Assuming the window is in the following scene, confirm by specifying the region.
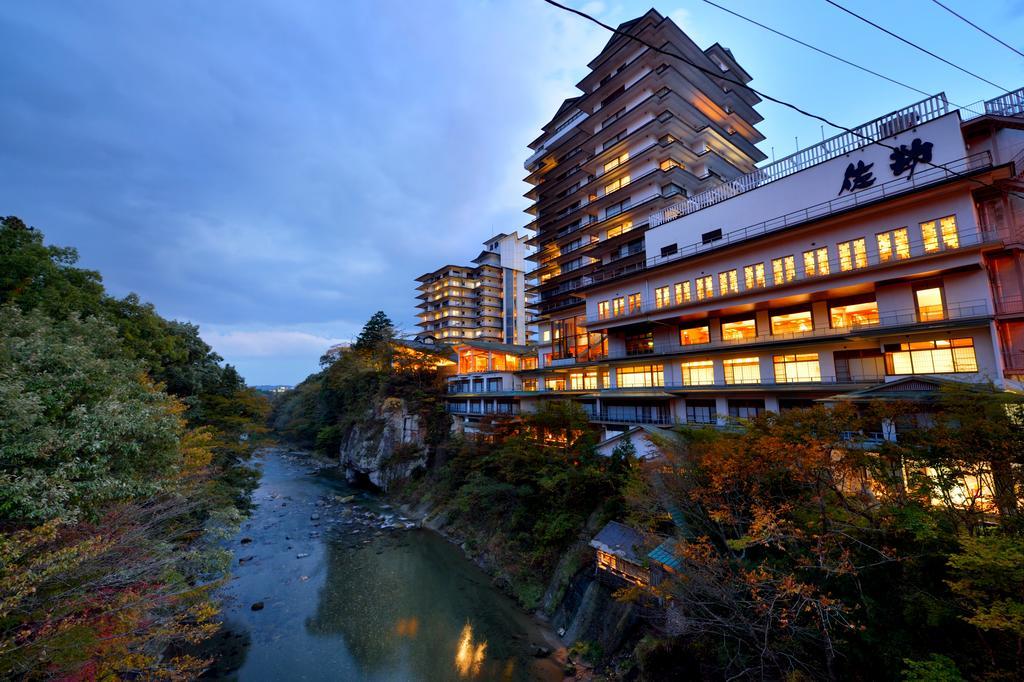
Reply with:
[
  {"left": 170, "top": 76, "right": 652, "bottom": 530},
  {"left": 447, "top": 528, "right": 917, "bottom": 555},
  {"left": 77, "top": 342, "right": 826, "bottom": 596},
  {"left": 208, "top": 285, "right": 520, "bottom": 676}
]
[
  {"left": 604, "top": 175, "right": 631, "bottom": 194},
  {"left": 718, "top": 269, "right": 739, "bottom": 294},
  {"left": 744, "top": 263, "right": 766, "bottom": 289},
  {"left": 884, "top": 338, "right": 977, "bottom": 375},
  {"left": 876, "top": 228, "right": 910, "bottom": 262},
  {"left": 523, "top": 379, "right": 538, "bottom": 392},
  {"left": 830, "top": 299, "right": 879, "bottom": 328},
  {"left": 773, "top": 353, "right": 821, "bottom": 383},
  {"left": 696, "top": 275, "right": 714, "bottom": 300},
  {"left": 721, "top": 318, "right": 756, "bottom": 341},
  {"left": 655, "top": 286, "right": 671, "bottom": 308},
  {"left": 686, "top": 399, "right": 717, "bottom": 424},
  {"left": 660, "top": 158, "right": 682, "bottom": 171},
  {"left": 625, "top": 332, "right": 654, "bottom": 356},
  {"left": 915, "top": 285, "right": 945, "bottom": 321},
  {"left": 680, "top": 360, "right": 714, "bottom": 385},
  {"left": 803, "top": 247, "right": 830, "bottom": 276},
  {"left": 606, "top": 221, "right": 634, "bottom": 239},
  {"left": 612, "top": 297, "right": 625, "bottom": 316},
  {"left": 616, "top": 364, "right": 664, "bottom": 388},
  {"left": 770, "top": 310, "right": 813, "bottom": 335},
  {"left": 680, "top": 324, "right": 710, "bottom": 345},
  {"left": 544, "top": 377, "right": 566, "bottom": 391},
  {"left": 605, "top": 197, "right": 632, "bottom": 219},
  {"left": 627, "top": 292, "right": 642, "bottom": 313},
  {"left": 837, "top": 238, "right": 868, "bottom": 271},
  {"left": 728, "top": 399, "right": 765, "bottom": 419},
  {"left": 674, "top": 281, "right": 691, "bottom": 304},
  {"left": 597, "top": 301, "right": 610, "bottom": 320},
  {"left": 723, "top": 357, "right": 761, "bottom": 384},
  {"left": 921, "top": 215, "right": 959, "bottom": 253},
  {"left": 660, "top": 244, "right": 677, "bottom": 258},
  {"left": 772, "top": 255, "right": 796, "bottom": 285},
  {"left": 569, "top": 370, "right": 599, "bottom": 390}
]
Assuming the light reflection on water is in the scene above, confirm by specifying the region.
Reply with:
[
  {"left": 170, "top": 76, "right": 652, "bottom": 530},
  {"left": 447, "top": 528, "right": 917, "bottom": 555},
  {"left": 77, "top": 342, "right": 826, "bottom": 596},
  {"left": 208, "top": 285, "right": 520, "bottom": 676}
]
[
  {"left": 454, "top": 623, "right": 487, "bottom": 678},
  {"left": 205, "top": 451, "right": 562, "bottom": 682}
]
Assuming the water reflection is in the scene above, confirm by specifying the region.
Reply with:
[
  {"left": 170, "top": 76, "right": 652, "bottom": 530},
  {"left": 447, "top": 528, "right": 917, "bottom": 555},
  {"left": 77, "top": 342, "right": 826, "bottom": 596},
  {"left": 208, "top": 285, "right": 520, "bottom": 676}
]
[{"left": 454, "top": 623, "right": 487, "bottom": 678}]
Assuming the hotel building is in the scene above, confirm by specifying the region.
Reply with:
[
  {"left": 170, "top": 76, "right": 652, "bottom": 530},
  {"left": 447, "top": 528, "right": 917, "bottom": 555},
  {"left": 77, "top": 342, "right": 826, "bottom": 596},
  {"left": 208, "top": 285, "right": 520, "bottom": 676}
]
[
  {"left": 416, "top": 232, "right": 533, "bottom": 344},
  {"left": 524, "top": 9, "right": 766, "bottom": 361},
  {"left": 444, "top": 11, "right": 1024, "bottom": 436}
]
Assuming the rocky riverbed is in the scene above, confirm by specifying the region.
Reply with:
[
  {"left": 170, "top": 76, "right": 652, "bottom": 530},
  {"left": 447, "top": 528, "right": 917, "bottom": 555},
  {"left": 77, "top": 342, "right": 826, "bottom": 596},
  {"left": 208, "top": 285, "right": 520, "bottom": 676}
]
[{"left": 202, "top": 446, "right": 566, "bottom": 681}]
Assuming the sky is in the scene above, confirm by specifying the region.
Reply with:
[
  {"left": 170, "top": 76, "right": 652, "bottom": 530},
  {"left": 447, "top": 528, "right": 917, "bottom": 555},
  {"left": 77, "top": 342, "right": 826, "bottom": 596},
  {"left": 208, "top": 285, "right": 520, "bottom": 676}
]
[{"left": 2, "top": 0, "right": 1022, "bottom": 385}]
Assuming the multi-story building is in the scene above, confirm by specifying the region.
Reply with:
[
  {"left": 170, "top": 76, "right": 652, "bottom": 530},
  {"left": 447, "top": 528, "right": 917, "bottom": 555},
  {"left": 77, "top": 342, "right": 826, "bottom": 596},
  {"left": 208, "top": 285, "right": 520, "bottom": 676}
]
[
  {"left": 524, "top": 9, "right": 766, "bottom": 365},
  {"left": 447, "top": 54, "right": 1024, "bottom": 436},
  {"left": 416, "top": 232, "right": 533, "bottom": 344}
]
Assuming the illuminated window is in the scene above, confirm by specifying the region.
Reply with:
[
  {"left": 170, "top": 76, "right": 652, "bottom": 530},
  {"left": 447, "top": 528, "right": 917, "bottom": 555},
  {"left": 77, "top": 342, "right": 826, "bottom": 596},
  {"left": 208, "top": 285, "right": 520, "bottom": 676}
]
[
  {"left": 718, "top": 269, "right": 738, "bottom": 295},
  {"left": 837, "top": 238, "right": 868, "bottom": 271},
  {"left": 773, "top": 353, "right": 821, "bottom": 383},
  {"left": 680, "top": 324, "right": 710, "bottom": 345},
  {"left": 680, "top": 360, "right": 715, "bottom": 385},
  {"left": 674, "top": 281, "right": 691, "bottom": 304},
  {"left": 803, "top": 247, "right": 830, "bottom": 276},
  {"left": 721, "top": 318, "right": 756, "bottom": 341},
  {"left": 659, "top": 158, "right": 682, "bottom": 171},
  {"left": 770, "top": 310, "right": 813, "bottom": 335},
  {"left": 523, "top": 379, "right": 538, "bottom": 391},
  {"left": 655, "top": 286, "right": 671, "bottom": 308},
  {"left": 597, "top": 301, "right": 610, "bottom": 320},
  {"left": 625, "top": 332, "right": 654, "bottom": 356},
  {"left": 830, "top": 299, "right": 879, "bottom": 328},
  {"left": 723, "top": 357, "right": 761, "bottom": 384},
  {"left": 915, "top": 285, "right": 945, "bottom": 321},
  {"left": 696, "top": 275, "right": 714, "bottom": 300},
  {"left": 604, "top": 175, "right": 631, "bottom": 194},
  {"left": 612, "top": 297, "right": 625, "bottom": 316},
  {"left": 921, "top": 216, "right": 959, "bottom": 253},
  {"left": 606, "top": 221, "right": 633, "bottom": 239},
  {"left": 545, "top": 377, "right": 566, "bottom": 391},
  {"left": 627, "top": 292, "right": 642, "bottom": 313},
  {"left": 603, "top": 152, "right": 629, "bottom": 173},
  {"left": 569, "top": 370, "right": 599, "bottom": 390},
  {"left": 744, "top": 262, "right": 766, "bottom": 289},
  {"left": 616, "top": 364, "right": 664, "bottom": 388},
  {"left": 876, "top": 228, "right": 910, "bottom": 262},
  {"left": 772, "top": 255, "right": 796, "bottom": 285},
  {"left": 884, "top": 338, "right": 977, "bottom": 375}
]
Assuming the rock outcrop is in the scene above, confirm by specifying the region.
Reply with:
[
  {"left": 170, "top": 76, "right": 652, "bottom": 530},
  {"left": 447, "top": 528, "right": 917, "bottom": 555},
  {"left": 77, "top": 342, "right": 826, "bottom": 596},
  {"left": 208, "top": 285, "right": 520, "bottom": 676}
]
[{"left": 338, "top": 396, "right": 428, "bottom": 491}]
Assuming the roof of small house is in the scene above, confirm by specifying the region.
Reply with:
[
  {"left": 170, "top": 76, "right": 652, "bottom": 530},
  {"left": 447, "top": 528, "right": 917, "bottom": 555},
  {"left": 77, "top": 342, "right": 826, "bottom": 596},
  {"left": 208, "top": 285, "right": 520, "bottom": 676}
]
[
  {"left": 590, "top": 521, "right": 645, "bottom": 563},
  {"left": 647, "top": 539, "right": 682, "bottom": 572}
]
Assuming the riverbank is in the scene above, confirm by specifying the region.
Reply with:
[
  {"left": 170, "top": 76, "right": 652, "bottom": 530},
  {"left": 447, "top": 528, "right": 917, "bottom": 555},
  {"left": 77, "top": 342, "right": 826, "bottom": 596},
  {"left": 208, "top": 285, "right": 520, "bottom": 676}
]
[{"left": 205, "top": 446, "right": 569, "bottom": 681}]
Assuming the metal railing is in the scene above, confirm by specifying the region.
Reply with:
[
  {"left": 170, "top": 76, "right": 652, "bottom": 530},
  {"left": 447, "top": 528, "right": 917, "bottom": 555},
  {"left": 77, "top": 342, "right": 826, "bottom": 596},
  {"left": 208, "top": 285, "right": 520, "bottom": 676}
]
[
  {"left": 997, "top": 296, "right": 1024, "bottom": 316},
  {"left": 584, "top": 219, "right": 995, "bottom": 326},
  {"left": 606, "top": 299, "right": 991, "bottom": 359},
  {"left": 447, "top": 403, "right": 521, "bottom": 416},
  {"left": 650, "top": 94, "right": 952, "bottom": 226}
]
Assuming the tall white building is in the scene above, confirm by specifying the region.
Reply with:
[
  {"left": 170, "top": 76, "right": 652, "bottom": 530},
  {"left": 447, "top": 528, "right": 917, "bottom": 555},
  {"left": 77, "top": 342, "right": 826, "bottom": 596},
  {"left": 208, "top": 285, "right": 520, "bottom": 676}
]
[{"left": 416, "top": 232, "right": 534, "bottom": 344}]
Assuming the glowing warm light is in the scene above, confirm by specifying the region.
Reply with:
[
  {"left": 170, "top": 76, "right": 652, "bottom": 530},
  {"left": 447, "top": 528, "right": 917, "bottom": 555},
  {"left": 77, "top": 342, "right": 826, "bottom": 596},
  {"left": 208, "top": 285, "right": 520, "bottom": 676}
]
[
  {"left": 454, "top": 623, "right": 487, "bottom": 678},
  {"left": 394, "top": 617, "right": 420, "bottom": 638}
]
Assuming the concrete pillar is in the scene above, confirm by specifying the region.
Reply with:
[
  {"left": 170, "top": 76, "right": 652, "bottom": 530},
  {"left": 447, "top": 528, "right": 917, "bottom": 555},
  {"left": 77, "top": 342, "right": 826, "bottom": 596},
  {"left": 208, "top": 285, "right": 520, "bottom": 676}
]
[{"left": 715, "top": 396, "right": 729, "bottom": 425}]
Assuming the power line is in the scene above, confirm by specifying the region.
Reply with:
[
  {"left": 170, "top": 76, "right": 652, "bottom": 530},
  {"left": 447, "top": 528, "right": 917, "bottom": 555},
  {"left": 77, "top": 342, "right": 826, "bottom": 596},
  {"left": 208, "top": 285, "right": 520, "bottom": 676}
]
[
  {"left": 823, "top": 0, "right": 1009, "bottom": 92},
  {"left": 698, "top": 0, "right": 970, "bottom": 109},
  {"left": 927, "top": 0, "right": 1024, "bottom": 60},
  {"left": 539, "top": 0, "right": 1022, "bottom": 200}
]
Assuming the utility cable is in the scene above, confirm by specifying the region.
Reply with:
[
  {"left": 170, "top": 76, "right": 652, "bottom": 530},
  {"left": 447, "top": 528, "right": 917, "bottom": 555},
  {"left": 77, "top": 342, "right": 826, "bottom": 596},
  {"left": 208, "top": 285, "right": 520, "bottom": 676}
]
[
  {"left": 540, "top": 0, "right": 1023, "bottom": 199},
  {"left": 824, "top": 0, "right": 1009, "bottom": 91},
  {"left": 698, "top": 0, "right": 971, "bottom": 110},
  {"left": 927, "top": 0, "right": 1024, "bottom": 60}
]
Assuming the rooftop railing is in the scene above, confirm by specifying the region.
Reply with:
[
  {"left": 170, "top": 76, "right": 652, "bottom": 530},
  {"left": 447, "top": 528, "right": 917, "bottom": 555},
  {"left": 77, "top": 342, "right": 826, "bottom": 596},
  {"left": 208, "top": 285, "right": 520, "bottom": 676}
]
[{"left": 650, "top": 94, "right": 952, "bottom": 226}]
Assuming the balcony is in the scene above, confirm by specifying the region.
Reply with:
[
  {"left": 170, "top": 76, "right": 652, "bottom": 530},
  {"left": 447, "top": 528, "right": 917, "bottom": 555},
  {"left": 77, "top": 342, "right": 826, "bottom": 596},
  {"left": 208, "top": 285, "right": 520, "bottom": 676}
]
[
  {"left": 446, "top": 403, "right": 521, "bottom": 416},
  {"left": 586, "top": 223, "right": 995, "bottom": 327},
  {"left": 604, "top": 300, "right": 991, "bottom": 361}
]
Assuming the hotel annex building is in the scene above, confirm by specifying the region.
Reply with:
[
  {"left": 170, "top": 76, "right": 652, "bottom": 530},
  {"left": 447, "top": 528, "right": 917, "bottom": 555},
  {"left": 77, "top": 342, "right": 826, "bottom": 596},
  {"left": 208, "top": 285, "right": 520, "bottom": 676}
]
[{"left": 440, "top": 9, "right": 1024, "bottom": 436}]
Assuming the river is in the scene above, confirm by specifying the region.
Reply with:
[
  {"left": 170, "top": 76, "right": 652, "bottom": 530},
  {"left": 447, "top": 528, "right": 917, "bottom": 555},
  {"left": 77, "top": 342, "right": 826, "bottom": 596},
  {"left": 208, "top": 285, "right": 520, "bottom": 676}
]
[{"left": 202, "top": 447, "right": 565, "bottom": 681}]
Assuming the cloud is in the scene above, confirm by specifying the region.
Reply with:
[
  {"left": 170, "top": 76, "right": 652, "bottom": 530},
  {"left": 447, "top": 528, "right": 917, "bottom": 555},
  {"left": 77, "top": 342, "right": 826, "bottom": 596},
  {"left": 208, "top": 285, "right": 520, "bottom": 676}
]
[{"left": 200, "top": 329, "right": 346, "bottom": 358}]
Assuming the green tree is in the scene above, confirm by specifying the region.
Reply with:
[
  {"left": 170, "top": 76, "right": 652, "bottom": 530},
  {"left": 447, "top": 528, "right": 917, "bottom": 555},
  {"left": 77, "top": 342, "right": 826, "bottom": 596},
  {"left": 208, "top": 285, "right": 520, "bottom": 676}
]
[{"left": 353, "top": 310, "right": 395, "bottom": 351}]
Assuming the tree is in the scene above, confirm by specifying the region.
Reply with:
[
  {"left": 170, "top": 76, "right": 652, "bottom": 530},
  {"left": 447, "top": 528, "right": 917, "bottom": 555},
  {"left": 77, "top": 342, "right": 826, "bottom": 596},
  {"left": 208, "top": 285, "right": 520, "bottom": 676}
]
[{"left": 353, "top": 310, "right": 395, "bottom": 351}]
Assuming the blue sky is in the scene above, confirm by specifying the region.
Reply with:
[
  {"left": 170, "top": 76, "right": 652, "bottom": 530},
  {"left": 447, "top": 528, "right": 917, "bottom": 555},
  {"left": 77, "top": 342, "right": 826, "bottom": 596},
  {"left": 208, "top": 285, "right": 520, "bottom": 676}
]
[{"left": 1, "top": 0, "right": 1022, "bottom": 385}]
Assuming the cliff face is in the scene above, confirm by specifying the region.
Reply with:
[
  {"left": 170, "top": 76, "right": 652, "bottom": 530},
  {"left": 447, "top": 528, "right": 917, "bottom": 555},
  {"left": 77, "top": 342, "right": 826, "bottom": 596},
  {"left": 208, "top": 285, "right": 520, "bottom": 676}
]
[{"left": 339, "top": 396, "right": 428, "bottom": 491}]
